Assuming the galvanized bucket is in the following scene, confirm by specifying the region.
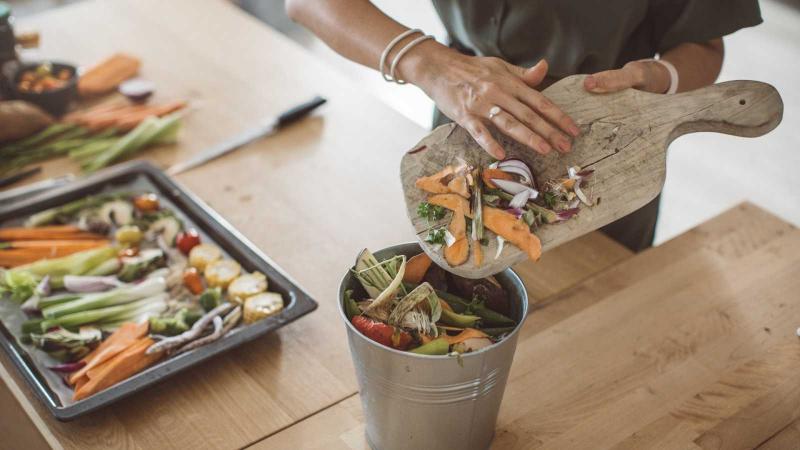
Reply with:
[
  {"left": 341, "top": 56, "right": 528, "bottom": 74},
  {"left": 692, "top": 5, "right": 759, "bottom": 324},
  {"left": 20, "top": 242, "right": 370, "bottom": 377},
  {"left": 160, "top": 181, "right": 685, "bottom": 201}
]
[{"left": 338, "top": 242, "right": 529, "bottom": 450}]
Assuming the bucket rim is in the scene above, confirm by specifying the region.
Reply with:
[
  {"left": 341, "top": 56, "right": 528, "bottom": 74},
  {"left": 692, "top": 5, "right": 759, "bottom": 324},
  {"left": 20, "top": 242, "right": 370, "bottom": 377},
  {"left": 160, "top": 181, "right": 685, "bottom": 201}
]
[{"left": 338, "top": 242, "right": 529, "bottom": 360}]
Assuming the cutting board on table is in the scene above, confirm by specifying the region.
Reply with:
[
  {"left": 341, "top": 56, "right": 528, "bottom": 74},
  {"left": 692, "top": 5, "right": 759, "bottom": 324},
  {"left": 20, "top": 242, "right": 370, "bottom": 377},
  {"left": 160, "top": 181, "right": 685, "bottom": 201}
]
[{"left": 401, "top": 75, "right": 783, "bottom": 278}]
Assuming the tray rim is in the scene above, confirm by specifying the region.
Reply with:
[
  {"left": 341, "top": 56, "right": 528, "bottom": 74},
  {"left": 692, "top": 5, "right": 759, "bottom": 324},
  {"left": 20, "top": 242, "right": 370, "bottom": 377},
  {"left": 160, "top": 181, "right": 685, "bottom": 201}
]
[{"left": 0, "top": 160, "right": 318, "bottom": 420}]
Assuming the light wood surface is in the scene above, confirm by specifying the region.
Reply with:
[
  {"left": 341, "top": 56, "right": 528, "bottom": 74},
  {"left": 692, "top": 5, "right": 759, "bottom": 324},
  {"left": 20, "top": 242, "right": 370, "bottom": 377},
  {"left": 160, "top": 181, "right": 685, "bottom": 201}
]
[
  {"left": 0, "top": 1, "right": 633, "bottom": 449},
  {"left": 251, "top": 202, "right": 800, "bottom": 449},
  {"left": 401, "top": 77, "right": 785, "bottom": 278}
]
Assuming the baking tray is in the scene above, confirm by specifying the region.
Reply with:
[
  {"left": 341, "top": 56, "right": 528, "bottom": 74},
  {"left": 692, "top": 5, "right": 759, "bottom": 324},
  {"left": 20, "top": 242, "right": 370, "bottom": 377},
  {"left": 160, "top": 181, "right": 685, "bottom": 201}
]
[{"left": 0, "top": 160, "right": 318, "bottom": 420}]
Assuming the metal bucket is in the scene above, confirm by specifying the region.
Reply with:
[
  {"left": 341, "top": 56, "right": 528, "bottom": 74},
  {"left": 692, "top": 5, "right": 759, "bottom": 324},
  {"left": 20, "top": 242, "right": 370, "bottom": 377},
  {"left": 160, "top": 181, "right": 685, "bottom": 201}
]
[{"left": 338, "top": 242, "right": 529, "bottom": 450}]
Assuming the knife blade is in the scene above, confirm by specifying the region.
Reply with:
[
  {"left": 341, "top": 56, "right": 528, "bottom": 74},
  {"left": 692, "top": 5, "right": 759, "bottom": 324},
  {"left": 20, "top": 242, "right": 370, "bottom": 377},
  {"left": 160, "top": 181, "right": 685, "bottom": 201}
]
[
  {"left": 166, "top": 95, "right": 327, "bottom": 176},
  {"left": 0, "top": 174, "right": 75, "bottom": 204}
]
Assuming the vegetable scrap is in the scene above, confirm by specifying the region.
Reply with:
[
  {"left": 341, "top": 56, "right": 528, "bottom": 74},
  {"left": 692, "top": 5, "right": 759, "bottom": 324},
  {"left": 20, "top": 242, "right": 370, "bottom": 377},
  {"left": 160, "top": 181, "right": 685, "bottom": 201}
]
[
  {"left": 78, "top": 53, "right": 141, "bottom": 97},
  {"left": 414, "top": 158, "right": 596, "bottom": 267},
  {"left": 0, "top": 192, "right": 286, "bottom": 402},
  {"left": 0, "top": 108, "right": 185, "bottom": 176},
  {"left": 346, "top": 248, "right": 518, "bottom": 355},
  {"left": 16, "top": 62, "right": 74, "bottom": 94}
]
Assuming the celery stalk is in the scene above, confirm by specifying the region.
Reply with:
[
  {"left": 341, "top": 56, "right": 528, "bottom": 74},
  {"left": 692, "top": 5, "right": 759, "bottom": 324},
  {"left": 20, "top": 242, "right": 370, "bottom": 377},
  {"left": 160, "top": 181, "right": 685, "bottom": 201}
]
[
  {"left": 42, "top": 277, "right": 166, "bottom": 319},
  {"left": 39, "top": 293, "right": 168, "bottom": 331}
]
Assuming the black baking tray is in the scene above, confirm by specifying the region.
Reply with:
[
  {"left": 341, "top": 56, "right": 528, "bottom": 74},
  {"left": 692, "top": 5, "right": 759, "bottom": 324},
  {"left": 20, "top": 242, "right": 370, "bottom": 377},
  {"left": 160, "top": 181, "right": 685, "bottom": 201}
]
[{"left": 0, "top": 161, "right": 318, "bottom": 420}]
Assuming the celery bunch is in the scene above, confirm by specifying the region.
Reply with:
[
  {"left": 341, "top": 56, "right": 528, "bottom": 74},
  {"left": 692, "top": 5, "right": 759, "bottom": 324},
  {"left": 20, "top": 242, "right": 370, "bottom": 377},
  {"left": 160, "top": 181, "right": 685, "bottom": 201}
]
[{"left": 0, "top": 246, "right": 118, "bottom": 302}]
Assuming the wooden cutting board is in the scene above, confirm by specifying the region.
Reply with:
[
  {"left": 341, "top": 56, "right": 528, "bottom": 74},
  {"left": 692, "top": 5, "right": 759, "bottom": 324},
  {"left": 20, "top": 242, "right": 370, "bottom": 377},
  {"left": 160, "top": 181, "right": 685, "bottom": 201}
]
[{"left": 401, "top": 75, "right": 783, "bottom": 278}]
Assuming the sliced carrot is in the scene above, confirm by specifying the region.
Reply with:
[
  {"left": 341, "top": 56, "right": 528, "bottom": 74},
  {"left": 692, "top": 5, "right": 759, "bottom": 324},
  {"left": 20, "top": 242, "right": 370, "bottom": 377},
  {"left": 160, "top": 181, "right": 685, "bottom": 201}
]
[
  {"left": 114, "top": 101, "right": 187, "bottom": 131},
  {"left": 473, "top": 239, "right": 483, "bottom": 267},
  {"left": 0, "top": 225, "right": 105, "bottom": 241},
  {"left": 73, "top": 375, "right": 89, "bottom": 392},
  {"left": 439, "top": 298, "right": 453, "bottom": 312},
  {"left": 78, "top": 53, "right": 141, "bottom": 97},
  {"left": 403, "top": 253, "right": 433, "bottom": 285},
  {"left": 73, "top": 337, "right": 162, "bottom": 401},
  {"left": 446, "top": 176, "right": 470, "bottom": 198},
  {"left": 444, "top": 208, "right": 469, "bottom": 267},
  {"left": 68, "top": 322, "right": 148, "bottom": 385},
  {"left": 482, "top": 207, "right": 541, "bottom": 261},
  {"left": 441, "top": 328, "right": 489, "bottom": 345},
  {"left": 415, "top": 166, "right": 455, "bottom": 195},
  {"left": 6, "top": 239, "right": 109, "bottom": 249},
  {"left": 0, "top": 242, "right": 110, "bottom": 267},
  {"left": 78, "top": 104, "right": 148, "bottom": 128},
  {"left": 427, "top": 194, "right": 471, "bottom": 219},
  {"left": 482, "top": 168, "right": 514, "bottom": 189},
  {"left": 63, "top": 101, "right": 128, "bottom": 124}
]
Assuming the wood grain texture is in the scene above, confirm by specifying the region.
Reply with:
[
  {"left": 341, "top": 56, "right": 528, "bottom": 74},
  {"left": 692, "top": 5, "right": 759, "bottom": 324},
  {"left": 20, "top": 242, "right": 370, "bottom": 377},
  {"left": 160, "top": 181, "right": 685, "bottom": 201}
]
[
  {"left": 0, "top": 0, "right": 420, "bottom": 448},
  {"left": 0, "top": 366, "right": 52, "bottom": 450},
  {"left": 254, "top": 203, "right": 800, "bottom": 450},
  {"left": 401, "top": 76, "right": 784, "bottom": 278},
  {"left": 0, "top": 1, "right": 633, "bottom": 449}
]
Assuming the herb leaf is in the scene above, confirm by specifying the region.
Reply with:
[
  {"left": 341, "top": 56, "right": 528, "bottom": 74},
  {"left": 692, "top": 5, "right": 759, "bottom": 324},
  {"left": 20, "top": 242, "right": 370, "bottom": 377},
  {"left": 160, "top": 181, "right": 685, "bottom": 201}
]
[
  {"left": 417, "top": 202, "right": 446, "bottom": 223},
  {"left": 425, "top": 227, "right": 446, "bottom": 245}
]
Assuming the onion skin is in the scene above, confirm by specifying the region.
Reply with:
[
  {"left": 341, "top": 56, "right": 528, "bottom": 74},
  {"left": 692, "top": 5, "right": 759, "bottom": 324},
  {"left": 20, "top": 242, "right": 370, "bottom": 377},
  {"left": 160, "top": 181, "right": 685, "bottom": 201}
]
[
  {"left": 49, "top": 361, "right": 86, "bottom": 373},
  {"left": 491, "top": 179, "right": 539, "bottom": 199}
]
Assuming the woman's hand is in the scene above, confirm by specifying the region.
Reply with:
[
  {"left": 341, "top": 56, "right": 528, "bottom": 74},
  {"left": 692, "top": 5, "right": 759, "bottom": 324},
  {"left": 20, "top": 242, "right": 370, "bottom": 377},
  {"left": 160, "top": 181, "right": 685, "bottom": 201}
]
[
  {"left": 584, "top": 60, "right": 672, "bottom": 94},
  {"left": 403, "top": 50, "right": 580, "bottom": 159}
]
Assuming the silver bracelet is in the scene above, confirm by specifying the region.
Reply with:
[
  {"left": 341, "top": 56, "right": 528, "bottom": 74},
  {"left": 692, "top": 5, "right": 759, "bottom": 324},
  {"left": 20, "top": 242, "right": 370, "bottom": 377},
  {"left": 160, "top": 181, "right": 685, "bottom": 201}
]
[
  {"left": 642, "top": 58, "right": 679, "bottom": 94},
  {"left": 380, "top": 29, "right": 422, "bottom": 82},
  {"left": 389, "top": 34, "right": 434, "bottom": 84}
]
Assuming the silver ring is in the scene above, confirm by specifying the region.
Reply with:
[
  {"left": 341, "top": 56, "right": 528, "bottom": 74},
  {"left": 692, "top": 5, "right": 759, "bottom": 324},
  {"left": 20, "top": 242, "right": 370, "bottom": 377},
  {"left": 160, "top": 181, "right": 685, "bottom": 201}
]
[{"left": 488, "top": 105, "right": 502, "bottom": 120}]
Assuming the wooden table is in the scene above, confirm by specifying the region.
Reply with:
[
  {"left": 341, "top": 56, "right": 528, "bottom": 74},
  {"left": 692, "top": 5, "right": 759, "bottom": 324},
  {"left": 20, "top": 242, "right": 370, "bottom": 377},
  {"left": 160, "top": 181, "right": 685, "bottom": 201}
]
[{"left": 1, "top": 2, "right": 798, "bottom": 449}]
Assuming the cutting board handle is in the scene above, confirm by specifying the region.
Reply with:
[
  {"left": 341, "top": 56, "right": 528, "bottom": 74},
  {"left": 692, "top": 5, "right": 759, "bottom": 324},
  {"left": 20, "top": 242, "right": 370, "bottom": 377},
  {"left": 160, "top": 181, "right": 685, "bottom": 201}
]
[{"left": 663, "top": 80, "right": 783, "bottom": 143}]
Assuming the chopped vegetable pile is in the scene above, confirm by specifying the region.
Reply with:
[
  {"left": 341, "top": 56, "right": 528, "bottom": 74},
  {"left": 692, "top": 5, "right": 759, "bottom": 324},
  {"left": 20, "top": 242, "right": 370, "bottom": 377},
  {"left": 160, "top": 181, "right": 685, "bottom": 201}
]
[
  {"left": 0, "top": 102, "right": 185, "bottom": 176},
  {"left": 0, "top": 192, "right": 285, "bottom": 401},
  {"left": 16, "top": 62, "right": 74, "bottom": 94},
  {"left": 415, "top": 158, "right": 596, "bottom": 267},
  {"left": 345, "top": 248, "right": 518, "bottom": 355}
]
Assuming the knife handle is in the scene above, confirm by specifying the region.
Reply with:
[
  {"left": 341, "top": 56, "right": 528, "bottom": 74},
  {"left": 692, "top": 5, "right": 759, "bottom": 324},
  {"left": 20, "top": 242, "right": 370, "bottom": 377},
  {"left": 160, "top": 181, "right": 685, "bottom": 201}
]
[{"left": 276, "top": 96, "right": 327, "bottom": 128}]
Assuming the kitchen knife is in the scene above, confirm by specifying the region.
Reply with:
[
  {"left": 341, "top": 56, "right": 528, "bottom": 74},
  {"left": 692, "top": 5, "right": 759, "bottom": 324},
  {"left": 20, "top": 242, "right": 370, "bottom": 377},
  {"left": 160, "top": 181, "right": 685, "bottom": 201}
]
[
  {"left": 0, "top": 166, "right": 41, "bottom": 189},
  {"left": 166, "top": 95, "right": 327, "bottom": 176},
  {"left": 0, "top": 174, "right": 75, "bottom": 204}
]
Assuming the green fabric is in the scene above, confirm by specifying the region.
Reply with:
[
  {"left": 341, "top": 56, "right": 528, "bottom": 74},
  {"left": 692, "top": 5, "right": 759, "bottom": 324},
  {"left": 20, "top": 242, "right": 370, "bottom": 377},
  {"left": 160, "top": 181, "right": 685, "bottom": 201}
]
[{"left": 432, "top": 0, "right": 762, "bottom": 77}]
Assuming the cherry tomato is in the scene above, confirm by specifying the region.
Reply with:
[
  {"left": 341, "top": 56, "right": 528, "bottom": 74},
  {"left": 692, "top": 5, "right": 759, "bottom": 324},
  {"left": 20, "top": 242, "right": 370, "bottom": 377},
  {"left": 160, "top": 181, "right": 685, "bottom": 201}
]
[
  {"left": 176, "top": 229, "right": 201, "bottom": 255},
  {"left": 133, "top": 193, "right": 160, "bottom": 212},
  {"left": 182, "top": 268, "right": 204, "bottom": 295},
  {"left": 351, "top": 316, "right": 412, "bottom": 350}
]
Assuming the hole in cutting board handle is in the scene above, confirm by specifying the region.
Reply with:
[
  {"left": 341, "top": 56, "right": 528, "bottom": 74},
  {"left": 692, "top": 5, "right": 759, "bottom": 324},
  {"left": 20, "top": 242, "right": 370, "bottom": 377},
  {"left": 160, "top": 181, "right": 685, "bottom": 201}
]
[{"left": 740, "top": 99, "right": 747, "bottom": 105}]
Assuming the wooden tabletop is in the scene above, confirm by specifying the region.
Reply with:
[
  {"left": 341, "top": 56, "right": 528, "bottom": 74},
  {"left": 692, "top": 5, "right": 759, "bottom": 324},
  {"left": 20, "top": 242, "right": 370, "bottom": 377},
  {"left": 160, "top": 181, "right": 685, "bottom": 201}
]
[
  {"left": 1, "top": 2, "right": 798, "bottom": 450},
  {"left": 253, "top": 202, "right": 800, "bottom": 450}
]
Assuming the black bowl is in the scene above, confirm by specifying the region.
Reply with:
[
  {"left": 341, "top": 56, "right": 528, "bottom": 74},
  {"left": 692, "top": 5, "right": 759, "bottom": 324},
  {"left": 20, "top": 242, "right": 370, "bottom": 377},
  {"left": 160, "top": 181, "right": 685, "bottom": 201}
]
[{"left": 4, "top": 61, "right": 78, "bottom": 116}]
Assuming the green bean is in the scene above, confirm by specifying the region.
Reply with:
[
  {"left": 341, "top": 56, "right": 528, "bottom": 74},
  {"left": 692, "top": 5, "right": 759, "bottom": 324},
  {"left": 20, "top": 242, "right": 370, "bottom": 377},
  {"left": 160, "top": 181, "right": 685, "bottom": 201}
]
[{"left": 410, "top": 338, "right": 450, "bottom": 355}]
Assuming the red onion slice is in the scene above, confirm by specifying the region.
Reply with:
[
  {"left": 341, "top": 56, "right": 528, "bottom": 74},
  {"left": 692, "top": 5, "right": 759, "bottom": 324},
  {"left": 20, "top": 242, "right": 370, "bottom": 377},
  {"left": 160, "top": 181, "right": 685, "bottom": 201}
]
[
  {"left": 508, "top": 190, "right": 531, "bottom": 209},
  {"left": 64, "top": 275, "right": 123, "bottom": 293},
  {"left": 498, "top": 159, "right": 534, "bottom": 184},
  {"left": 556, "top": 208, "right": 581, "bottom": 221},
  {"left": 444, "top": 230, "right": 457, "bottom": 247},
  {"left": 497, "top": 166, "right": 533, "bottom": 185},
  {"left": 495, "top": 236, "right": 506, "bottom": 260},
  {"left": 574, "top": 183, "right": 593, "bottom": 206},
  {"left": 505, "top": 207, "right": 524, "bottom": 218},
  {"left": 49, "top": 361, "right": 87, "bottom": 373},
  {"left": 491, "top": 179, "right": 539, "bottom": 199}
]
